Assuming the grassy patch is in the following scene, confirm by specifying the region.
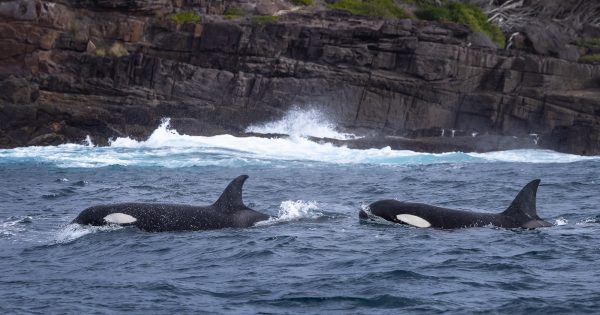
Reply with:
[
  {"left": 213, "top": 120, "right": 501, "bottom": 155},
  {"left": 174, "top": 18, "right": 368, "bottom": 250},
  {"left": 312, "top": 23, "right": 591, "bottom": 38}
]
[
  {"left": 224, "top": 7, "right": 246, "bottom": 20},
  {"left": 291, "top": 0, "right": 314, "bottom": 5},
  {"left": 414, "top": 5, "right": 449, "bottom": 20},
  {"left": 579, "top": 54, "right": 600, "bottom": 64},
  {"left": 404, "top": 0, "right": 447, "bottom": 6},
  {"left": 327, "top": 0, "right": 409, "bottom": 19},
  {"left": 94, "top": 48, "right": 106, "bottom": 57},
  {"left": 109, "top": 42, "right": 129, "bottom": 57},
  {"left": 415, "top": 2, "right": 505, "bottom": 48},
  {"left": 167, "top": 11, "right": 201, "bottom": 25},
  {"left": 577, "top": 38, "right": 600, "bottom": 48},
  {"left": 251, "top": 15, "right": 279, "bottom": 24},
  {"left": 68, "top": 21, "right": 79, "bottom": 38},
  {"left": 93, "top": 43, "right": 128, "bottom": 58}
]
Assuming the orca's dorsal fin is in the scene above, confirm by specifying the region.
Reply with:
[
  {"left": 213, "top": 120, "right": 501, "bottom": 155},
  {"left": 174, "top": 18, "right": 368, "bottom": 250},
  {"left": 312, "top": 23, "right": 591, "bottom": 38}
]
[
  {"left": 213, "top": 175, "right": 249, "bottom": 213},
  {"left": 501, "top": 179, "right": 540, "bottom": 219}
]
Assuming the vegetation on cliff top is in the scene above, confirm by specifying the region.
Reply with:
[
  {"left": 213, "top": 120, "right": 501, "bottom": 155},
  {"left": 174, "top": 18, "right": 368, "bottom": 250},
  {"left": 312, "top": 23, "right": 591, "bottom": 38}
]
[
  {"left": 415, "top": 2, "right": 505, "bottom": 48},
  {"left": 291, "top": 0, "right": 315, "bottom": 5},
  {"left": 579, "top": 54, "right": 600, "bottom": 64},
  {"left": 327, "top": 0, "right": 409, "bottom": 19},
  {"left": 326, "top": 1, "right": 504, "bottom": 47},
  {"left": 578, "top": 38, "right": 600, "bottom": 49},
  {"left": 167, "top": 11, "right": 201, "bottom": 25},
  {"left": 94, "top": 42, "right": 129, "bottom": 58},
  {"left": 224, "top": 7, "right": 246, "bottom": 20},
  {"left": 251, "top": 15, "right": 279, "bottom": 24}
]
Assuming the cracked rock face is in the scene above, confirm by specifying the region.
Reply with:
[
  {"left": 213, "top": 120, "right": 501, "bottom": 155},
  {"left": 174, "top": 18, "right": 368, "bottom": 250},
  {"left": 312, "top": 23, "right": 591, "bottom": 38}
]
[{"left": 0, "top": 1, "right": 599, "bottom": 154}]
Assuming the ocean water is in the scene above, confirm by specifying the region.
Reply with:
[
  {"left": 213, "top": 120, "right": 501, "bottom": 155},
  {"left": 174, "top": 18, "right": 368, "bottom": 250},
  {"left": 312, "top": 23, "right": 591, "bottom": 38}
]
[{"left": 1, "top": 112, "right": 600, "bottom": 314}]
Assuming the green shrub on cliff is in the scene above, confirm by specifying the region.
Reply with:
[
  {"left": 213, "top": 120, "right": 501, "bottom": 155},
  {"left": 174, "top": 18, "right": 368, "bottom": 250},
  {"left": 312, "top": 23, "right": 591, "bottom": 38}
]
[
  {"left": 404, "top": 0, "right": 448, "bottom": 6},
  {"left": 414, "top": 5, "right": 449, "bottom": 20},
  {"left": 94, "top": 48, "right": 106, "bottom": 57},
  {"left": 328, "top": 0, "right": 409, "bottom": 19},
  {"left": 92, "top": 43, "right": 128, "bottom": 58},
  {"left": 252, "top": 15, "right": 279, "bottom": 24},
  {"left": 415, "top": 3, "right": 505, "bottom": 48},
  {"left": 224, "top": 7, "right": 246, "bottom": 20},
  {"left": 579, "top": 54, "right": 600, "bottom": 64},
  {"left": 109, "top": 42, "right": 129, "bottom": 57},
  {"left": 167, "top": 11, "right": 201, "bottom": 25},
  {"left": 68, "top": 21, "right": 79, "bottom": 38},
  {"left": 577, "top": 38, "right": 600, "bottom": 48},
  {"left": 291, "top": 0, "right": 314, "bottom": 5}
]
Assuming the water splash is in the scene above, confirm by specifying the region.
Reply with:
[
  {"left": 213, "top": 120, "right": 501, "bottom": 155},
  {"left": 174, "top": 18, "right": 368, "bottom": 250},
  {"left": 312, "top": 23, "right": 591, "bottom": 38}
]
[
  {"left": 83, "top": 135, "right": 94, "bottom": 147},
  {"left": 1, "top": 216, "right": 33, "bottom": 237},
  {"left": 0, "top": 117, "right": 598, "bottom": 168},
  {"left": 577, "top": 217, "right": 600, "bottom": 225},
  {"left": 357, "top": 204, "right": 396, "bottom": 226},
  {"left": 245, "top": 107, "right": 356, "bottom": 140},
  {"left": 54, "top": 224, "right": 123, "bottom": 244},
  {"left": 555, "top": 218, "right": 568, "bottom": 226},
  {"left": 276, "top": 200, "right": 322, "bottom": 220},
  {"left": 256, "top": 200, "right": 322, "bottom": 226}
]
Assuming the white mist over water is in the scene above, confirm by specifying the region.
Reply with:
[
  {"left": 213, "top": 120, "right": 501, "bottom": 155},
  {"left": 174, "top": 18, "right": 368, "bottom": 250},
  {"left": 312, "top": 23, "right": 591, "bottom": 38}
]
[{"left": 0, "top": 110, "right": 598, "bottom": 168}]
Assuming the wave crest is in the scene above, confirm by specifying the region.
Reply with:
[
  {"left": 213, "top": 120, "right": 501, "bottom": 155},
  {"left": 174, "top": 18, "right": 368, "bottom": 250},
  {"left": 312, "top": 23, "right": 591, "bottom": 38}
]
[
  {"left": 0, "top": 109, "right": 598, "bottom": 168},
  {"left": 246, "top": 107, "right": 356, "bottom": 140}
]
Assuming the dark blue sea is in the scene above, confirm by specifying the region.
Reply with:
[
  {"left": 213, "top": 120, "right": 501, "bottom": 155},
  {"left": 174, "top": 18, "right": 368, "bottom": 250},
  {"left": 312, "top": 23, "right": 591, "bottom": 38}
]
[{"left": 1, "top": 112, "right": 600, "bottom": 314}]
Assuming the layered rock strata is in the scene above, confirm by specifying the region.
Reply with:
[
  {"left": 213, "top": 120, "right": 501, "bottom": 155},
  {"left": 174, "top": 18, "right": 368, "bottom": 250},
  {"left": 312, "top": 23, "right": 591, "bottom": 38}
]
[{"left": 1, "top": 0, "right": 599, "bottom": 154}]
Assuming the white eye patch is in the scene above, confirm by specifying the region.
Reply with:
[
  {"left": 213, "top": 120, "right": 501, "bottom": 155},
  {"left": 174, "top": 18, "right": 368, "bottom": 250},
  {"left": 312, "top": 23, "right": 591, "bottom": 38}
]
[
  {"left": 104, "top": 213, "right": 137, "bottom": 224},
  {"left": 396, "top": 214, "right": 431, "bottom": 228}
]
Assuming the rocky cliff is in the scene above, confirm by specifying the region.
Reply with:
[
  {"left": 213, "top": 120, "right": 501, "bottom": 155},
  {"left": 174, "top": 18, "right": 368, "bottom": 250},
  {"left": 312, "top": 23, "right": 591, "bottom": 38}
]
[{"left": 1, "top": 0, "right": 600, "bottom": 154}]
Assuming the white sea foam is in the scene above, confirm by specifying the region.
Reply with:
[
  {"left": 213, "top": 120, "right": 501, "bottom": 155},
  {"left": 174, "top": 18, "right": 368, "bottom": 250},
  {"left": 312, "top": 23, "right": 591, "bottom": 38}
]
[
  {"left": 245, "top": 107, "right": 356, "bottom": 140},
  {"left": 468, "top": 150, "right": 597, "bottom": 163},
  {"left": 83, "top": 135, "right": 94, "bottom": 147},
  {"left": 276, "top": 200, "right": 322, "bottom": 220},
  {"left": 0, "top": 110, "right": 598, "bottom": 168},
  {"left": 54, "top": 224, "right": 122, "bottom": 244},
  {"left": 256, "top": 200, "right": 322, "bottom": 226},
  {"left": 555, "top": 217, "right": 568, "bottom": 226},
  {"left": 0, "top": 216, "right": 32, "bottom": 237},
  {"left": 577, "top": 217, "right": 600, "bottom": 225}
]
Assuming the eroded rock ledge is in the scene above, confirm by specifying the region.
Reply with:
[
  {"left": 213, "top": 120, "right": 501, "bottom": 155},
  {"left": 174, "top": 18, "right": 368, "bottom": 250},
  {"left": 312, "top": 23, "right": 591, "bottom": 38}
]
[{"left": 1, "top": 0, "right": 599, "bottom": 154}]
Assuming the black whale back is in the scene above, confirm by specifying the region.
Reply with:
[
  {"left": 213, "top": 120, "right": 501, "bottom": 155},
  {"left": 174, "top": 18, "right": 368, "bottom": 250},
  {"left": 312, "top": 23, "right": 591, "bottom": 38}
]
[
  {"left": 71, "top": 175, "right": 269, "bottom": 231},
  {"left": 361, "top": 179, "right": 552, "bottom": 229}
]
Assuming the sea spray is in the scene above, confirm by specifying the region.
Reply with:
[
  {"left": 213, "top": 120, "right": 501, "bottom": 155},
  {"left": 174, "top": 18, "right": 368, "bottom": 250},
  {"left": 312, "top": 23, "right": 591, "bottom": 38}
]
[
  {"left": 245, "top": 107, "right": 357, "bottom": 140},
  {"left": 256, "top": 200, "right": 322, "bottom": 226},
  {"left": 555, "top": 217, "right": 568, "bottom": 226},
  {"left": 54, "top": 224, "right": 123, "bottom": 244},
  {"left": 0, "top": 110, "right": 598, "bottom": 167}
]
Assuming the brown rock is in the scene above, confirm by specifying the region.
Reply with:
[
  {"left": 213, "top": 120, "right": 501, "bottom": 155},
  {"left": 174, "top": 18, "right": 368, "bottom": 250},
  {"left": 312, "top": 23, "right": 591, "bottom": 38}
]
[
  {"left": 0, "top": 3, "right": 599, "bottom": 156},
  {"left": 0, "top": 76, "right": 39, "bottom": 103}
]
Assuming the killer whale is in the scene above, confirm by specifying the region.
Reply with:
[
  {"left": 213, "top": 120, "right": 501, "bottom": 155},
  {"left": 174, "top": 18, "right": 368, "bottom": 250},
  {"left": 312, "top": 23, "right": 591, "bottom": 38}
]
[
  {"left": 359, "top": 179, "right": 553, "bottom": 229},
  {"left": 72, "top": 175, "right": 270, "bottom": 232}
]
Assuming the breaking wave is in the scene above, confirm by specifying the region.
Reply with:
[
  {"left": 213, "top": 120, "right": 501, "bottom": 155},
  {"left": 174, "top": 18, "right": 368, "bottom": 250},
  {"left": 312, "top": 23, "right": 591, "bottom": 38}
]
[
  {"left": 245, "top": 107, "right": 356, "bottom": 140},
  {"left": 0, "top": 111, "right": 597, "bottom": 168}
]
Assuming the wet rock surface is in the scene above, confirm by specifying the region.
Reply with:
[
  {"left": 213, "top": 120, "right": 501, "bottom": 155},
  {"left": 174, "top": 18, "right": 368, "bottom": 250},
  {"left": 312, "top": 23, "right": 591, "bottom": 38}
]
[{"left": 0, "top": 0, "right": 599, "bottom": 154}]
